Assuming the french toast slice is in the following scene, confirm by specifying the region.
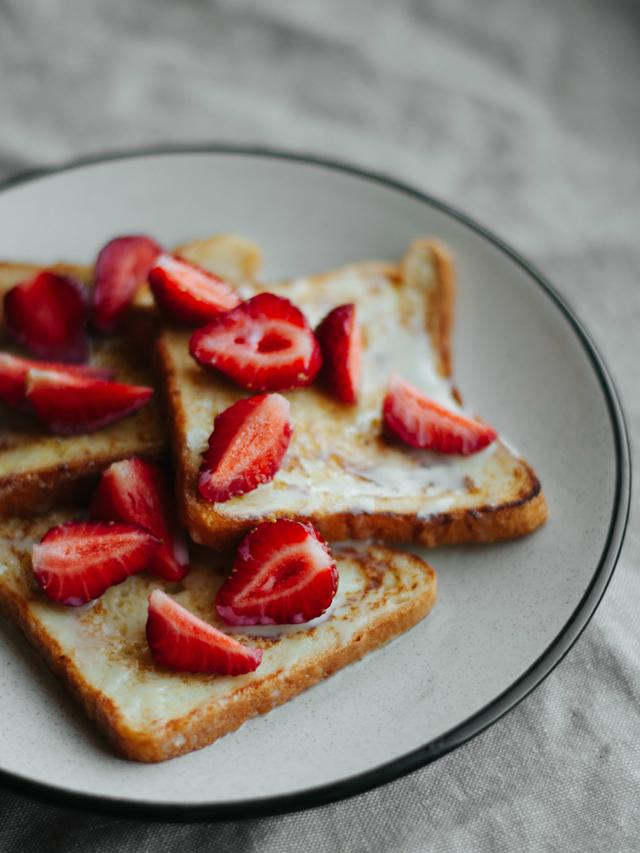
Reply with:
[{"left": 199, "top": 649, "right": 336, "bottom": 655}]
[
  {"left": 157, "top": 237, "right": 547, "bottom": 549},
  {"left": 0, "top": 261, "right": 166, "bottom": 516},
  {"left": 0, "top": 511, "right": 436, "bottom": 761},
  {"left": 0, "top": 236, "right": 263, "bottom": 517}
]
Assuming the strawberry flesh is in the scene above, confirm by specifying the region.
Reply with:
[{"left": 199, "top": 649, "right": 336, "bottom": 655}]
[
  {"left": 315, "top": 303, "right": 361, "bottom": 404},
  {"left": 149, "top": 255, "right": 239, "bottom": 326},
  {"left": 4, "top": 271, "right": 89, "bottom": 363},
  {"left": 216, "top": 519, "right": 338, "bottom": 626},
  {"left": 26, "top": 367, "right": 153, "bottom": 435},
  {"left": 93, "top": 235, "right": 161, "bottom": 334},
  {"left": 383, "top": 375, "right": 497, "bottom": 454},
  {"left": 91, "top": 456, "right": 189, "bottom": 582},
  {"left": 189, "top": 292, "right": 322, "bottom": 392},
  {"left": 0, "top": 352, "right": 113, "bottom": 410},
  {"left": 32, "top": 521, "right": 158, "bottom": 606},
  {"left": 198, "top": 393, "right": 292, "bottom": 503},
  {"left": 146, "top": 589, "right": 263, "bottom": 675}
]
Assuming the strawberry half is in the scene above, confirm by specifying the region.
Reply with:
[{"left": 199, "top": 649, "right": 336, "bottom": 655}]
[
  {"left": 315, "top": 303, "right": 361, "bottom": 404},
  {"left": 149, "top": 255, "right": 239, "bottom": 326},
  {"left": 383, "top": 375, "right": 498, "bottom": 455},
  {"left": 93, "top": 235, "right": 162, "bottom": 334},
  {"left": 91, "top": 457, "right": 189, "bottom": 582},
  {"left": 146, "top": 589, "right": 263, "bottom": 675},
  {"left": 4, "top": 271, "right": 89, "bottom": 363},
  {"left": 189, "top": 292, "right": 322, "bottom": 392},
  {"left": 216, "top": 519, "right": 338, "bottom": 626},
  {"left": 32, "top": 521, "right": 158, "bottom": 606},
  {"left": 0, "top": 352, "right": 114, "bottom": 410},
  {"left": 198, "top": 393, "right": 292, "bottom": 504},
  {"left": 26, "top": 368, "right": 153, "bottom": 435}
]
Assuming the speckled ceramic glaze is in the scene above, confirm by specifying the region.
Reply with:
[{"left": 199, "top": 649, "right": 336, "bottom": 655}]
[{"left": 0, "top": 150, "right": 629, "bottom": 819}]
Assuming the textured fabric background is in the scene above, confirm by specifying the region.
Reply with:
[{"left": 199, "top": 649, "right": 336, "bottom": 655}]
[{"left": 0, "top": 0, "right": 638, "bottom": 850}]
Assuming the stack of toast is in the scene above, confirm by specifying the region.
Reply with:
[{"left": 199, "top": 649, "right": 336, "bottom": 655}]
[{"left": 0, "top": 232, "right": 546, "bottom": 762}]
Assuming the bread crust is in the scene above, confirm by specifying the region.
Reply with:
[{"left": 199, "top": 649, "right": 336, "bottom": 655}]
[
  {"left": 0, "top": 445, "right": 165, "bottom": 517},
  {"left": 177, "top": 459, "right": 546, "bottom": 551},
  {"left": 417, "top": 238, "right": 455, "bottom": 378},
  {"left": 0, "top": 549, "right": 436, "bottom": 762}
]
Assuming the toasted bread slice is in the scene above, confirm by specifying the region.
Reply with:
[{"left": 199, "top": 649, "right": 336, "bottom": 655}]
[
  {"left": 0, "top": 511, "right": 436, "bottom": 762},
  {"left": 0, "top": 236, "right": 264, "bottom": 517},
  {"left": 157, "top": 237, "right": 547, "bottom": 549},
  {"left": 0, "top": 262, "right": 165, "bottom": 516}
]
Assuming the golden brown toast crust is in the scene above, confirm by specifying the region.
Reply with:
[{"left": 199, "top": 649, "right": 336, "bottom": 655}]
[
  {"left": 418, "top": 239, "right": 455, "bottom": 378},
  {"left": 0, "top": 520, "right": 436, "bottom": 762},
  {"left": 0, "top": 447, "right": 164, "bottom": 518},
  {"left": 171, "top": 445, "right": 546, "bottom": 550},
  {"left": 156, "top": 238, "right": 547, "bottom": 550}
]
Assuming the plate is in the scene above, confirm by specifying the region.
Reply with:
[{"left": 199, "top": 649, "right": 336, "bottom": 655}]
[{"left": 0, "top": 148, "right": 630, "bottom": 819}]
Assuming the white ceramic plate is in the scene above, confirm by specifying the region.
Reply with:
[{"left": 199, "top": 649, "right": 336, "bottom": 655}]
[{"left": 0, "top": 149, "right": 629, "bottom": 819}]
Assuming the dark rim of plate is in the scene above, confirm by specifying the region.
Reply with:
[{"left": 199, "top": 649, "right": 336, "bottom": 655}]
[{"left": 0, "top": 146, "right": 631, "bottom": 822}]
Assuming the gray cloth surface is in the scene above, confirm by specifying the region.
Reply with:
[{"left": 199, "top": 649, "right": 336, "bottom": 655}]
[{"left": 0, "top": 0, "right": 638, "bottom": 850}]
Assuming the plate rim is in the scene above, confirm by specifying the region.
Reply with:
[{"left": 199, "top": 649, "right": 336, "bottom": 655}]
[{"left": 0, "top": 145, "right": 631, "bottom": 821}]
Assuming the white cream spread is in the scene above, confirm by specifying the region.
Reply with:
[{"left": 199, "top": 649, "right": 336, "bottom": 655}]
[
  {"left": 0, "top": 523, "right": 428, "bottom": 729},
  {"left": 175, "top": 257, "right": 518, "bottom": 522}
]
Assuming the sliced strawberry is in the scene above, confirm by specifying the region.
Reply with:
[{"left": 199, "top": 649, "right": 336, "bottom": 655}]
[
  {"left": 216, "top": 519, "right": 338, "bottom": 626},
  {"left": 383, "top": 375, "right": 498, "bottom": 455},
  {"left": 146, "top": 589, "right": 263, "bottom": 675},
  {"left": 198, "top": 393, "right": 292, "bottom": 504},
  {"left": 149, "top": 255, "right": 239, "bottom": 326},
  {"left": 31, "top": 521, "right": 158, "bottom": 606},
  {"left": 4, "top": 271, "right": 89, "bottom": 363},
  {"left": 189, "top": 293, "right": 322, "bottom": 392},
  {"left": 315, "top": 303, "right": 361, "bottom": 404},
  {"left": 26, "top": 368, "right": 153, "bottom": 435},
  {"left": 0, "top": 352, "right": 114, "bottom": 410},
  {"left": 91, "top": 457, "right": 189, "bottom": 582},
  {"left": 93, "top": 235, "right": 161, "bottom": 334}
]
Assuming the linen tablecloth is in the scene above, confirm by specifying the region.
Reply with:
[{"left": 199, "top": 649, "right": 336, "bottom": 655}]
[{"left": 0, "top": 1, "right": 638, "bottom": 849}]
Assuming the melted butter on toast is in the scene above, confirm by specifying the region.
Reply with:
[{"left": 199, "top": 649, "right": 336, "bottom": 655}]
[
  {"left": 163, "top": 244, "right": 527, "bottom": 527},
  {"left": 0, "top": 513, "right": 435, "bottom": 734}
]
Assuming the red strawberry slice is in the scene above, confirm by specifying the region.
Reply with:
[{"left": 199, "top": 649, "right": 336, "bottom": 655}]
[
  {"left": 26, "top": 368, "right": 153, "bottom": 435},
  {"left": 93, "top": 235, "right": 161, "bottom": 334},
  {"left": 189, "top": 292, "right": 322, "bottom": 392},
  {"left": 315, "top": 303, "right": 361, "bottom": 404},
  {"left": 149, "top": 255, "right": 239, "bottom": 326},
  {"left": 31, "top": 521, "right": 158, "bottom": 606},
  {"left": 198, "top": 393, "right": 292, "bottom": 504},
  {"left": 0, "top": 352, "right": 114, "bottom": 410},
  {"left": 383, "top": 375, "right": 498, "bottom": 455},
  {"left": 91, "top": 457, "right": 189, "bottom": 582},
  {"left": 4, "top": 271, "right": 89, "bottom": 363},
  {"left": 216, "top": 519, "right": 338, "bottom": 626},
  {"left": 146, "top": 589, "right": 263, "bottom": 675}
]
